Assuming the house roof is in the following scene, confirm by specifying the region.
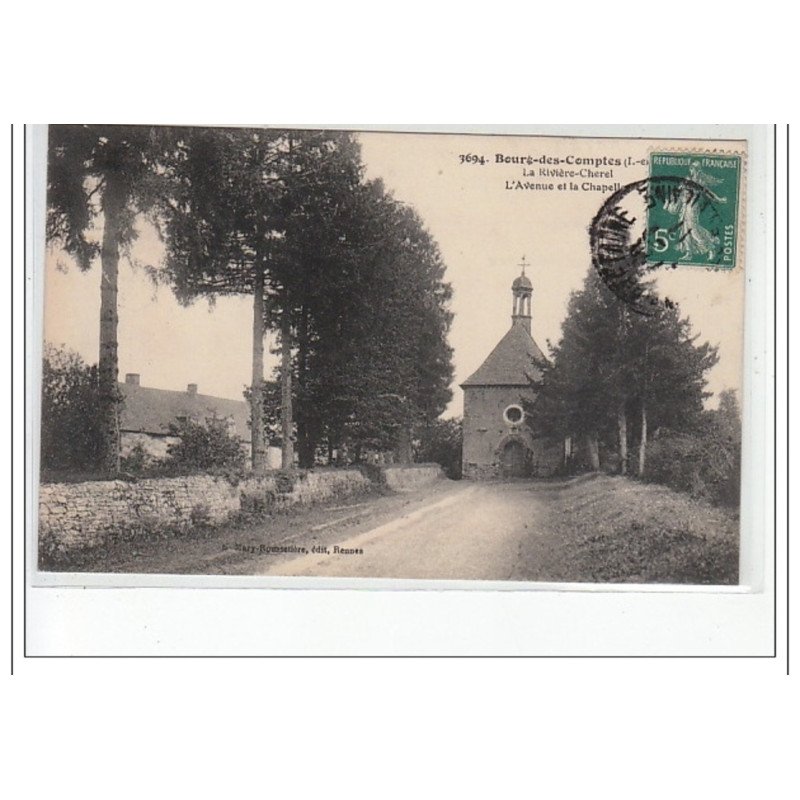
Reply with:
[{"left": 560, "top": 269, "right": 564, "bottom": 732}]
[
  {"left": 461, "top": 321, "right": 547, "bottom": 387},
  {"left": 119, "top": 383, "right": 251, "bottom": 443}
]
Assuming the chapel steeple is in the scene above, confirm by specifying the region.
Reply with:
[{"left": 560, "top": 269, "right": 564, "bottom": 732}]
[{"left": 511, "top": 255, "right": 533, "bottom": 334}]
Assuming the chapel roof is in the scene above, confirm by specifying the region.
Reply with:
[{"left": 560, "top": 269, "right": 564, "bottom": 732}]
[
  {"left": 461, "top": 321, "right": 547, "bottom": 388},
  {"left": 512, "top": 273, "right": 532, "bottom": 290},
  {"left": 119, "top": 382, "right": 251, "bottom": 443}
]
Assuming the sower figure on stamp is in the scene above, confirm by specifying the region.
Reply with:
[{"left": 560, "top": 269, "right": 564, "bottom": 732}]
[{"left": 666, "top": 162, "right": 728, "bottom": 262}]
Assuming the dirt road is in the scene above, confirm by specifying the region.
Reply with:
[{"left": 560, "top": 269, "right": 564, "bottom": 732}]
[{"left": 261, "top": 481, "right": 551, "bottom": 580}]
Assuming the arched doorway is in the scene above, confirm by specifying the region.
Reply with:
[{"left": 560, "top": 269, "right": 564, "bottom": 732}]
[{"left": 500, "top": 439, "right": 527, "bottom": 478}]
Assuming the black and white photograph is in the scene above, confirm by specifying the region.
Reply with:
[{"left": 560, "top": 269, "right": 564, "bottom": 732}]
[{"left": 35, "top": 125, "right": 748, "bottom": 586}]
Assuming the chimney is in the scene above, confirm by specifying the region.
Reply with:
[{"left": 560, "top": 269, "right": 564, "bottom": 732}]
[
  {"left": 187, "top": 383, "right": 198, "bottom": 396},
  {"left": 125, "top": 373, "right": 140, "bottom": 386}
]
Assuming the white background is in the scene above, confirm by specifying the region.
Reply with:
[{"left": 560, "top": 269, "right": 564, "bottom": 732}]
[{"left": 2, "top": 3, "right": 795, "bottom": 799}]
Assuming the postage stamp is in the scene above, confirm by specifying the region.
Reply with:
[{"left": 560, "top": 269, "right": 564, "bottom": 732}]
[{"left": 647, "top": 152, "right": 743, "bottom": 269}]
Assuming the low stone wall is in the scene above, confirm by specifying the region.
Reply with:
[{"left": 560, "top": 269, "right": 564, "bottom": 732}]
[
  {"left": 238, "top": 469, "right": 371, "bottom": 513},
  {"left": 39, "top": 475, "right": 242, "bottom": 550},
  {"left": 380, "top": 464, "right": 444, "bottom": 492},
  {"left": 38, "top": 467, "right": 375, "bottom": 551},
  {"left": 284, "top": 469, "right": 371, "bottom": 505}
]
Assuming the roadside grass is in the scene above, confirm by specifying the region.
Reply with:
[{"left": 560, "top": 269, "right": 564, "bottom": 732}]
[{"left": 544, "top": 474, "right": 739, "bottom": 585}]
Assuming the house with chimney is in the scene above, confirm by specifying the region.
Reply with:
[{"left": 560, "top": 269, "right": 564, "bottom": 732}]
[{"left": 119, "top": 373, "right": 253, "bottom": 463}]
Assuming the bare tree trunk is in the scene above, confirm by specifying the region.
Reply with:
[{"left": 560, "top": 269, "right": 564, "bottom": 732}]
[
  {"left": 98, "top": 176, "right": 123, "bottom": 476},
  {"left": 397, "top": 424, "right": 412, "bottom": 465},
  {"left": 296, "top": 303, "right": 315, "bottom": 468},
  {"left": 637, "top": 400, "right": 647, "bottom": 477},
  {"left": 638, "top": 341, "right": 649, "bottom": 478},
  {"left": 615, "top": 305, "right": 629, "bottom": 477},
  {"left": 280, "top": 312, "right": 294, "bottom": 470},
  {"left": 585, "top": 432, "right": 600, "bottom": 471},
  {"left": 250, "top": 265, "right": 267, "bottom": 474}
]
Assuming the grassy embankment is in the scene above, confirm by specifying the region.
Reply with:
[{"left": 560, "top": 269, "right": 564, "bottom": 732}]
[{"left": 541, "top": 474, "right": 739, "bottom": 585}]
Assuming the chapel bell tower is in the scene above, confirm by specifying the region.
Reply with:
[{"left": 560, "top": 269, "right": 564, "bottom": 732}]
[{"left": 511, "top": 255, "right": 533, "bottom": 334}]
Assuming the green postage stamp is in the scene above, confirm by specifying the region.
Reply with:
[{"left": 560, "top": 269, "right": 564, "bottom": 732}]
[{"left": 647, "top": 152, "right": 742, "bottom": 269}]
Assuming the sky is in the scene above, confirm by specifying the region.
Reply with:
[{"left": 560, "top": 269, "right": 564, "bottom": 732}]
[{"left": 43, "top": 130, "right": 746, "bottom": 417}]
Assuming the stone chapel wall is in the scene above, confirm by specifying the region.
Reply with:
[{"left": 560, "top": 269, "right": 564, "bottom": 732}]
[{"left": 462, "top": 386, "right": 560, "bottom": 479}]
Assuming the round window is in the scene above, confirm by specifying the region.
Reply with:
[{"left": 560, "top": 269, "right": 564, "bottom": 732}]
[{"left": 504, "top": 405, "right": 523, "bottom": 425}]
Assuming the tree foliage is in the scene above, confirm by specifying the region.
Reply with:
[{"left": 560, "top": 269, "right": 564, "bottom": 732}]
[
  {"left": 527, "top": 268, "right": 720, "bottom": 481},
  {"left": 158, "top": 127, "right": 290, "bottom": 301},
  {"left": 159, "top": 128, "right": 454, "bottom": 469},
  {"left": 287, "top": 180, "right": 454, "bottom": 465},
  {"left": 157, "top": 127, "right": 369, "bottom": 471},
  {"left": 415, "top": 418, "right": 463, "bottom": 479},
  {"left": 40, "top": 344, "right": 103, "bottom": 474},
  {"left": 644, "top": 389, "right": 741, "bottom": 506},
  {"left": 525, "top": 269, "right": 620, "bottom": 446},
  {"left": 166, "top": 417, "right": 246, "bottom": 473}
]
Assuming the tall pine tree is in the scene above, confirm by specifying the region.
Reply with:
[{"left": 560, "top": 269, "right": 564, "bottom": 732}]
[
  {"left": 527, "top": 268, "right": 717, "bottom": 475},
  {"left": 47, "top": 125, "right": 180, "bottom": 475},
  {"left": 158, "top": 127, "right": 364, "bottom": 471},
  {"left": 267, "top": 178, "right": 454, "bottom": 466}
]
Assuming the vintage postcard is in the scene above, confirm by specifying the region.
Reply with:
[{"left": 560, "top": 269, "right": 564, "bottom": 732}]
[{"left": 35, "top": 125, "right": 751, "bottom": 587}]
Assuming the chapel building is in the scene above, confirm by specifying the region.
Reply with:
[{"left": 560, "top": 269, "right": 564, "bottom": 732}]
[{"left": 461, "top": 261, "right": 560, "bottom": 479}]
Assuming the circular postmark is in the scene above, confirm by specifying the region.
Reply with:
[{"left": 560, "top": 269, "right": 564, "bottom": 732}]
[{"left": 590, "top": 176, "right": 730, "bottom": 315}]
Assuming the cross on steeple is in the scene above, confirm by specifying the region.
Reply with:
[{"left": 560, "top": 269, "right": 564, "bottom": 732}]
[{"left": 519, "top": 255, "right": 529, "bottom": 276}]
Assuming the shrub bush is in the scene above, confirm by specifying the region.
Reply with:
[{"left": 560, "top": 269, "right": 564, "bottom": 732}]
[
  {"left": 166, "top": 417, "right": 246, "bottom": 473},
  {"left": 40, "top": 344, "right": 104, "bottom": 473},
  {"left": 644, "top": 393, "right": 741, "bottom": 508},
  {"left": 190, "top": 502, "right": 212, "bottom": 527},
  {"left": 415, "top": 418, "right": 462, "bottom": 479},
  {"left": 120, "top": 442, "right": 152, "bottom": 476},
  {"left": 273, "top": 470, "right": 297, "bottom": 495}
]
